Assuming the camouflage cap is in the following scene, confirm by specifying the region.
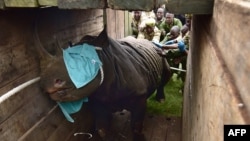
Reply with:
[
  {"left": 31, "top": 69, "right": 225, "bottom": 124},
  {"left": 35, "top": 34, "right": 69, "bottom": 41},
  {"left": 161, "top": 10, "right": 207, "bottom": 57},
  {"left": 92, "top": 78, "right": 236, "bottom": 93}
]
[{"left": 144, "top": 18, "right": 156, "bottom": 27}]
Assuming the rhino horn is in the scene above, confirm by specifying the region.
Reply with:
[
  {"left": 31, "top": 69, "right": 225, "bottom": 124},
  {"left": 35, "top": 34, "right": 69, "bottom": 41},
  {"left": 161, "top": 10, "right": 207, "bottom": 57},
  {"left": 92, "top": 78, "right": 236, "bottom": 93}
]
[
  {"left": 53, "top": 35, "right": 63, "bottom": 57},
  {"left": 88, "top": 27, "right": 109, "bottom": 48},
  {"left": 33, "top": 24, "right": 56, "bottom": 71}
]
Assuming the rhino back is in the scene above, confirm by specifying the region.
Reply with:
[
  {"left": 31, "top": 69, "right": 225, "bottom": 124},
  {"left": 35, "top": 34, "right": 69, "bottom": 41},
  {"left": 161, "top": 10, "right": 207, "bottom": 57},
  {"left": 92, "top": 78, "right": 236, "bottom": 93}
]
[{"left": 92, "top": 36, "right": 164, "bottom": 101}]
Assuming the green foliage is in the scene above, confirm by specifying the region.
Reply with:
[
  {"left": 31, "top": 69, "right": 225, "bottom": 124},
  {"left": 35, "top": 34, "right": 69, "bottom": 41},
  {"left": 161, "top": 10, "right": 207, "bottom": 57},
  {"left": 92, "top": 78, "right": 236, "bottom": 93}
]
[{"left": 147, "top": 74, "right": 184, "bottom": 117}]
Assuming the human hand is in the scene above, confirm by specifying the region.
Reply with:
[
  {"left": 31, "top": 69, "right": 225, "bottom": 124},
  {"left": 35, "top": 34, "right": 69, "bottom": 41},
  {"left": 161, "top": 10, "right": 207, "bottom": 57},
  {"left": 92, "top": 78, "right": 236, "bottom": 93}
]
[
  {"left": 178, "top": 41, "right": 186, "bottom": 52},
  {"left": 165, "top": 40, "right": 176, "bottom": 45}
]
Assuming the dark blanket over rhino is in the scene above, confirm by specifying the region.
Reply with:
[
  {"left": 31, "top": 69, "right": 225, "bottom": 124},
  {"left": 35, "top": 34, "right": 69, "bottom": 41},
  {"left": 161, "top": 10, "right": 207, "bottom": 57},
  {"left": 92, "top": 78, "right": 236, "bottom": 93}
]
[{"left": 39, "top": 28, "right": 171, "bottom": 141}]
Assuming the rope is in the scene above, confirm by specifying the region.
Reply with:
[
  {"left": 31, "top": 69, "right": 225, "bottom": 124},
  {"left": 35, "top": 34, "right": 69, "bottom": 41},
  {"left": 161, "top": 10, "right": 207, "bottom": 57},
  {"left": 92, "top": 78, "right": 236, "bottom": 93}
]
[
  {"left": 0, "top": 77, "right": 40, "bottom": 104},
  {"left": 170, "top": 67, "right": 187, "bottom": 72},
  {"left": 99, "top": 65, "right": 104, "bottom": 85}
]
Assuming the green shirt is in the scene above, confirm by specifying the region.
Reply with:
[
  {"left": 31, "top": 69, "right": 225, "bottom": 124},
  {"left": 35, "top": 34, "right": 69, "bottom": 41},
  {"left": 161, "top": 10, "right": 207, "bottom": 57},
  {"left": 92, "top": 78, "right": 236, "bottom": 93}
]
[
  {"left": 137, "top": 26, "right": 161, "bottom": 42},
  {"left": 159, "top": 18, "right": 183, "bottom": 34}
]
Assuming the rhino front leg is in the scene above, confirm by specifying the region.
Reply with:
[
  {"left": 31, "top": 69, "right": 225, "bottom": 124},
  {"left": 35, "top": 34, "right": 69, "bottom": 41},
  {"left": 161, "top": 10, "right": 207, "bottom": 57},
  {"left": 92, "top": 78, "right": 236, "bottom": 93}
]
[
  {"left": 89, "top": 101, "right": 112, "bottom": 141},
  {"left": 156, "top": 57, "right": 172, "bottom": 103},
  {"left": 130, "top": 97, "right": 147, "bottom": 141}
]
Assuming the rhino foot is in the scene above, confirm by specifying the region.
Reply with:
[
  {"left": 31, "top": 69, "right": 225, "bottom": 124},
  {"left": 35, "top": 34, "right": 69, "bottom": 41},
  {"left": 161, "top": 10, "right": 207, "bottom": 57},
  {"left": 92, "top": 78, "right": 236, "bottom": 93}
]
[{"left": 156, "top": 98, "right": 165, "bottom": 103}]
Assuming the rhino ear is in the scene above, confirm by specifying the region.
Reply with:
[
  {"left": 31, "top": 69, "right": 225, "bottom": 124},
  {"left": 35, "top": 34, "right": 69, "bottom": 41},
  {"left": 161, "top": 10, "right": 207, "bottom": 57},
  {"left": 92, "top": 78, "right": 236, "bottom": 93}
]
[{"left": 91, "top": 27, "right": 109, "bottom": 47}]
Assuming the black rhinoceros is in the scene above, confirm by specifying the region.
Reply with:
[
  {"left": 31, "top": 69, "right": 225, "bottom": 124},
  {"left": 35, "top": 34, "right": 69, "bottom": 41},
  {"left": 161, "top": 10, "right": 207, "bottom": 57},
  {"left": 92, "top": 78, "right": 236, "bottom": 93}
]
[{"left": 39, "top": 28, "right": 171, "bottom": 141}]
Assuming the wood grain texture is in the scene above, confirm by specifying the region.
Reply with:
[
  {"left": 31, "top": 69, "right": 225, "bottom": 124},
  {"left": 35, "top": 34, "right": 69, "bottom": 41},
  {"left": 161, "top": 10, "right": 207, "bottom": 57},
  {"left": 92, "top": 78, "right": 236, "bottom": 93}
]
[
  {"left": 1, "top": 0, "right": 214, "bottom": 14},
  {"left": 4, "top": 0, "right": 38, "bottom": 7},
  {"left": 58, "top": 0, "right": 105, "bottom": 9},
  {"left": 0, "top": 8, "right": 104, "bottom": 141},
  {"left": 182, "top": 1, "right": 250, "bottom": 141},
  {"left": 106, "top": 8, "right": 125, "bottom": 39},
  {"left": 166, "top": 0, "right": 214, "bottom": 14}
]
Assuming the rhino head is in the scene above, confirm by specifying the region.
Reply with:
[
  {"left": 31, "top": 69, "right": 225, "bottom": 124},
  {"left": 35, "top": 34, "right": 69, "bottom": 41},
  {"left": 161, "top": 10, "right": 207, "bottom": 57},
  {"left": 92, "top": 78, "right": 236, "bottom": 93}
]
[{"left": 38, "top": 29, "right": 109, "bottom": 102}]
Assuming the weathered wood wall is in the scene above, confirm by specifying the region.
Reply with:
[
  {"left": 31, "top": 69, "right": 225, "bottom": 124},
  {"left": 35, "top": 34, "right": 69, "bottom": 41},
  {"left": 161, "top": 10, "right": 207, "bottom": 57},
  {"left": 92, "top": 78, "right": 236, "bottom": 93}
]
[
  {"left": 0, "top": 7, "right": 114, "bottom": 141},
  {"left": 1, "top": 0, "right": 214, "bottom": 14},
  {"left": 106, "top": 8, "right": 125, "bottom": 39},
  {"left": 182, "top": 0, "right": 250, "bottom": 141}
]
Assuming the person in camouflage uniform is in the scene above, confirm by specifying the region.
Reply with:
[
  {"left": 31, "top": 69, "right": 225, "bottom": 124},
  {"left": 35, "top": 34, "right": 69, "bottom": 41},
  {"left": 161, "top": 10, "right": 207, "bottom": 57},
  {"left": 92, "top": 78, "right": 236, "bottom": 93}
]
[
  {"left": 177, "top": 21, "right": 191, "bottom": 82},
  {"left": 161, "top": 26, "right": 188, "bottom": 82},
  {"left": 137, "top": 18, "right": 161, "bottom": 42},
  {"left": 181, "top": 24, "right": 190, "bottom": 49},
  {"left": 159, "top": 12, "right": 183, "bottom": 43},
  {"left": 184, "top": 14, "right": 192, "bottom": 30},
  {"left": 131, "top": 11, "right": 145, "bottom": 38},
  {"left": 155, "top": 7, "right": 166, "bottom": 41}
]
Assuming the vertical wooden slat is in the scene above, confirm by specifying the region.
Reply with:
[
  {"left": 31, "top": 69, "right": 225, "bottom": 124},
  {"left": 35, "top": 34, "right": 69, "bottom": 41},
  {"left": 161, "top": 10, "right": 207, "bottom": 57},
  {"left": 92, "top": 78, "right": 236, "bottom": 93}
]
[
  {"left": 106, "top": 8, "right": 125, "bottom": 39},
  {"left": 124, "top": 11, "right": 133, "bottom": 37},
  {"left": 182, "top": 1, "right": 250, "bottom": 141},
  {"left": 58, "top": 0, "right": 105, "bottom": 9},
  {"left": 0, "top": 0, "right": 4, "bottom": 9},
  {"left": 0, "top": 8, "right": 103, "bottom": 141},
  {"left": 106, "top": 8, "right": 116, "bottom": 39},
  {"left": 115, "top": 10, "right": 125, "bottom": 39}
]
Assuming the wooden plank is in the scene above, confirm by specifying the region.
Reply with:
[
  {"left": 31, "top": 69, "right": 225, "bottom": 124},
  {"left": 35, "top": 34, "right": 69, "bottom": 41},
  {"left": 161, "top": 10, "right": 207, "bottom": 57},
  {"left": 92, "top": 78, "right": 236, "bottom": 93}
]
[
  {"left": 182, "top": 12, "right": 249, "bottom": 141},
  {"left": 124, "top": 11, "right": 132, "bottom": 37},
  {"left": 4, "top": 0, "right": 38, "bottom": 7},
  {"left": 166, "top": 0, "right": 214, "bottom": 14},
  {"left": 143, "top": 115, "right": 157, "bottom": 141},
  {"left": 0, "top": 83, "right": 55, "bottom": 141},
  {"left": 108, "top": 0, "right": 154, "bottom": 11},
  {"left": 212, "top": 0, "right": 250, "bottom": 118},
  {"left": 106, "top": 9, "right": 125, "bottom": 39},
  {"left": 0, "top": 7, "right": 105, "bottom": 141},
  {"left": 34, "top": 8, "right": 103, "bottom": 51},
  {"left": 166, "top": 117, "right": 181, "bottom": 141},
  {"left": 109, "top": 110, "right": 133, "bottom": 140},
  {"left": 19, "top": 104, "right": 93, "bottom": 141},
  {"left": 0, "top": 13, "right": 40, "bottom": 94},
  {"left": 0, "top": 76, "right": 40, "bottom": 123},
  {"left": 143, "top": 115, "right": 168, "bottom": 141},
  {"left": 54, "top": 15, "right": 104, "bottom": 48},
  {"left": 0, "top": 0, "right": 4, "bottom": 9},
  {"left": 47, "top": 105, "right": 94, "bottom": 141},
  {"left": 58, "top": 0, "right": 159, "bottom": 10},
  {"left": 18, "top": 106, "right": 66, "bottom": 141},
  {"left": 38, "top": 0, "right": 57, "bottom": 6},
  {"left": 17, "top": 105, "right": 59, "bottom": 141},
  {"left": 2, "top": 0, "right": 214, "bottom": 14},
  {"left": 0, "top": 69, "right": 39, "bottom": 97},
  {"left": 106, "top": 9, "right": 116, "bottom": 39},
  {"left": 115, "top": 10, "right": 125, "bottom": 39},
  {"left": 0, "top": 49, "right": 39, "bottom": 94},
  {"left": 58, "top": 0, "right": 105, "bottom": 9}
]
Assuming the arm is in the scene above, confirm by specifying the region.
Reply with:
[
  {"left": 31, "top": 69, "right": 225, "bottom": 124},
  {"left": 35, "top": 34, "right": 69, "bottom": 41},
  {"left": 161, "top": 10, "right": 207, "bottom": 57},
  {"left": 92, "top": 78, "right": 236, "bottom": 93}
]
[
  {"left": 175, "top": 18, "right": 183, "bottom": 29},
  {"left": 162, "top": 40, "right": 187, "bottom": 53},
  {"left": 131, "top": 23, "right": 139, "bottom": 34},
  {"left": 162, "top": 43, "right": 178, "bottom": 49},
  {"left": 160, "top": 34, "right": 170, "bottom": 44}
]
